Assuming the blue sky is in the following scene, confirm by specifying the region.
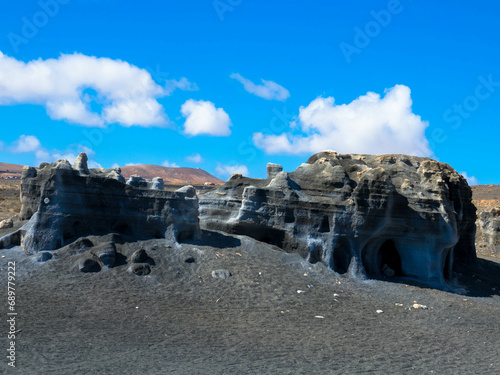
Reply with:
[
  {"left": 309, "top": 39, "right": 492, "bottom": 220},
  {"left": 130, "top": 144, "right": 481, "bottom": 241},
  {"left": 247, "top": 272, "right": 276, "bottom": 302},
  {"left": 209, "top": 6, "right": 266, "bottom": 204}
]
[{"left": 0, "top": 0, "right": 499, "bottom": 183}]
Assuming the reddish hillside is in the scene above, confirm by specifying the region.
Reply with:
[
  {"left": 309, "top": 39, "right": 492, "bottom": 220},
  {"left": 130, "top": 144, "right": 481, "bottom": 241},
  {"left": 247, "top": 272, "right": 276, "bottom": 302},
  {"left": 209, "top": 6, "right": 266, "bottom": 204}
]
[
  {"left": 120, "top": 164, "right": 224, "bottom": 185},
  {"left": 0, "top": 162, "right": 24, "bottom": 173}
]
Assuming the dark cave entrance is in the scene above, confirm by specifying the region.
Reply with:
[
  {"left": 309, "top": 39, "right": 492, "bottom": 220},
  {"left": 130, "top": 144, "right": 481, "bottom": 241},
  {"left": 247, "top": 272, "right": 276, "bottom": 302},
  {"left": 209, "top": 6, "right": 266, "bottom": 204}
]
[
  {"left": 308, "top": 244, "right": 323, "bottom": 264},
  {"left": 377, "top": 240, "right": 403, "bottom": 277},
  {"left": 333, "top": 237, "right": 351, "bottom": 274}
]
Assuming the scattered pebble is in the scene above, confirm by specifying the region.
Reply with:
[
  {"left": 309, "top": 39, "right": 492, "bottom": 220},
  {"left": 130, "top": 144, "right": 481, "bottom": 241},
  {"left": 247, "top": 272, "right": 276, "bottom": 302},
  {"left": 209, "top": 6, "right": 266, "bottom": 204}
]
[
  {"left": 297, "top": 290, "right": 306, "bottom": 294},
  {"left": 212, "top": 269, "right": 231, "bottom": 280},
  {"left": 395, "top": 303, "right": 404, "bottom": 306},
  {"left": 333, "top": 293, "right": 339, "bottom": 297},
  {"left": 314, "top": 316, "right": 325, "bottom": 319},
  {"left": 376, "top": 310, "right": 383, "bottom": 314},
  {"left": 412, "top": 303, "right": 428, "bottom": 310},
  {"left": 307, "top": 284, "right": 314, "bottom": 289}
]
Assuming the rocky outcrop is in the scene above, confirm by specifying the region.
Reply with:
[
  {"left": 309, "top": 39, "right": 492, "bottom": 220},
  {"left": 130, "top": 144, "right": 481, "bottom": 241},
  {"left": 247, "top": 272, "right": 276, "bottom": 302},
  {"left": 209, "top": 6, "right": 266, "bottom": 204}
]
[
  {"left": 476, "top": 208, "right": 500, "bottom": 256},
  {"left": 1, "top": 153, "right": 200, "bottom": 254},
  {"left": 199, "top": 151, "right": 477, "bottom": 289}
]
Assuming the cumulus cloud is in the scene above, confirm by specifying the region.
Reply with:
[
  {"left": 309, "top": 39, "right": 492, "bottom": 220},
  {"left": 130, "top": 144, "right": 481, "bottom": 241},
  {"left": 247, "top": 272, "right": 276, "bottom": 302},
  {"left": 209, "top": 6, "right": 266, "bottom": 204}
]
[
  {"left": 8, "top": 135, "right": 100, "bottom": 167},
  {"left": 185, "top": 153, "right": 204, "bottom": 164},
  {"left": 162, "top": 160, "right": 180, "bottom": 168},
  {"left": 10, "top": 135, "right": 41, "bottom": 153},
  {"left": 215, "top": 163, "right": 249, "bottom": 178},
  {"left": 164, "top": 77, "right": 199, "bottom": 95},
  {"left": 460, "top": 171, "right": 479, "bottom": 186},
  {"left": 253, "top": 85, "right": 432, "bottom": 157},
  {"left": 0, "top": 51, "right": 171, "bottom": 127},
  {"left": 181, "top": 99, "right": 232, "bottom": 136},
  {"left": 125, "top": 162, "right": 142, "bottom": 166},
  {"left": 230, "top": 73, "right": 290, "bottom": 101}
]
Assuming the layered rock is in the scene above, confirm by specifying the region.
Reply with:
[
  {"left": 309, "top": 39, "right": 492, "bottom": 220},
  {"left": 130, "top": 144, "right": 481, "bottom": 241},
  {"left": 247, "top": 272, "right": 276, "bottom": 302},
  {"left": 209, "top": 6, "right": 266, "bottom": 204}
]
[
  {"left": 199, "top": 151, "right": 477, "bottom": 289},
  {"left": 476, "top": 208, "right": 500, "bottom": 256},
  {"left": 1, "top": 154, "right": 200, "bottom": 254}
]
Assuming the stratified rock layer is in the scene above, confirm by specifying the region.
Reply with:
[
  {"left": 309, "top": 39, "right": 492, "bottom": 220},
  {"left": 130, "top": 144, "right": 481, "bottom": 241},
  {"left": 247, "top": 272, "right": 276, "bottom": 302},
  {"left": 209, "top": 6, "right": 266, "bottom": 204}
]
[
  {"left": 1, "top": 154, "right": 200, "bottom": 253},
  {"left": 476, "top": 208, "right": 500, "bottom": 256},
  {"left": 199, "top": 151, "right": 476, "bottom": 289}
]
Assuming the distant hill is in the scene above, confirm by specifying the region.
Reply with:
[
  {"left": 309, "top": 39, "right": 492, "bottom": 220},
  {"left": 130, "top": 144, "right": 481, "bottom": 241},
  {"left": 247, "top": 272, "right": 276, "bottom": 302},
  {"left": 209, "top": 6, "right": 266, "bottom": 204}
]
[
  {"left": 0, "top": 162, "right": 24, "bottom": 173},
  {"left": 0, "top": 161, "right": 223, "bottom": 185},
  {"left": 120, "top": 164, "right": 224, "bottom": 185},
  {"left": 0, "top": 162, "right": 24, "bottom": 179}
]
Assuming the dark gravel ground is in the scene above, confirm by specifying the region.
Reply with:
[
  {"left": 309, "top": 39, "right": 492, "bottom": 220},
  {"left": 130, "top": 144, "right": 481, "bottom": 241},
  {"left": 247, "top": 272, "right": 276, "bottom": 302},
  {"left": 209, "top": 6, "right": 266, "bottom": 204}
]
[{"left": 1, "top": 231, "right": 499, "bottom": 374}]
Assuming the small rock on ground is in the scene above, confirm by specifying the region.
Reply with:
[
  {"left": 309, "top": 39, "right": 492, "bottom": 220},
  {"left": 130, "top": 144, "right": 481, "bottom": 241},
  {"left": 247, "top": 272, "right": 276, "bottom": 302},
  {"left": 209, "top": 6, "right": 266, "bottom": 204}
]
[
  {"left": 212, "top": 269, "right": 231, "bottom": 280},
  {"left": 128, "top": 263, "right": 151, "bottom": 276}
]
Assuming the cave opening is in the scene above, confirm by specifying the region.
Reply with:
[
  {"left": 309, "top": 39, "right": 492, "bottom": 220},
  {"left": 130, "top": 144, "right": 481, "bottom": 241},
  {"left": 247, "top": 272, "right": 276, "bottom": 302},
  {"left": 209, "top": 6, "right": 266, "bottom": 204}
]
[
  {"left": 308, "top": 244, "right": 323, "bottom": 264},
  {"left": 378, "top": 240, "right": 403, "bottom": 277},
  {"left": 319, "top": 215, "right": 330, "bottom": 233},
  {"left": 333, "top": 237, "right": 351, "bottom": 274}
]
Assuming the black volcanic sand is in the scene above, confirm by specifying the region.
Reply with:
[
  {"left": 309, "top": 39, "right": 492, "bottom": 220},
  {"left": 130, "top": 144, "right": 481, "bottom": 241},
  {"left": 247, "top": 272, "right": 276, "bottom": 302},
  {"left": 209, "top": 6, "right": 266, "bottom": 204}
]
[{"left": 1, "top": 230, "right": 500, "bottom": 374}]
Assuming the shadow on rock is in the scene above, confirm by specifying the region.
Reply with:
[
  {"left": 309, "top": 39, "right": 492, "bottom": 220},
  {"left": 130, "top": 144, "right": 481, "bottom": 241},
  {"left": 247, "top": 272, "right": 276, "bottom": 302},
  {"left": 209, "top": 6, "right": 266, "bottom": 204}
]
[{"left": 183, "top": 229, "right": 241, "bottom": 249}]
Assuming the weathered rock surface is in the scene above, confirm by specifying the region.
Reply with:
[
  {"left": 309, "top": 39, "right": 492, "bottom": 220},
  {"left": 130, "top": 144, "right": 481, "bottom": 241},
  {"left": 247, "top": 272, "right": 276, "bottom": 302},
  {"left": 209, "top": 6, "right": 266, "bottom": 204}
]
[
  {"left": 199, "top": 151, "right": 477, "bottom": 289},
  {"left": 128, "top": 263, "right": 151, "bottom": 276},
  {"left": 78, "top": 256, "right": 101, "bottom": 273},
  {"left": 93, "top": 242, "right": 117, "bottom": 267},
  {"left": 0, "top": 153, "right": 200, "bottom": 254},
  {"left": 476, "top": 208, "right": 500, "bottom": 256},
  {"left": 0, "top": 218, "right": 13, "bottom": 229},
  {"left": 131, "top": 249, "right": 148, "bottom": 264}
]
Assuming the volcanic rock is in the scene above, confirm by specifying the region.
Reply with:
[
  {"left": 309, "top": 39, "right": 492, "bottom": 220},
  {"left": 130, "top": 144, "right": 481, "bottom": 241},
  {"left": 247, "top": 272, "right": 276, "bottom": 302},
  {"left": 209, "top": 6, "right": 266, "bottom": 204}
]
[
  {"left": 37, "top": 251, "right": 53, "bottom": 262},
  {"left": 266, "top": 163, "right": 283, "bottom": 179},
  {"left": 131, "top": 249, "right": 148, "bottom": 264},
  {"left": 0, "top": 153, "right": 200, "bottom": 254},
  {"left": 78, "top": 256, "right": 101, "bottom": 273},
  {"left": 149, "top": 177, "right": 164, "bottom": 190},
  {"left": 199, "top": 151, "right": 477, "bottom": 289},
  {"left": 476, "top": 207, "right": 500, "bottom": 256},
  {"left": 94, "top": 242, "right": 117, "bottom": 267},
  {"left": 212, "top": 269, "right": 232, "bottom": 279},
  {"left": 128, "top": 263, "right": 151, "bottom": 276},
  {"left": 0, "top": 218, "right": 13, "bottom": 229}
]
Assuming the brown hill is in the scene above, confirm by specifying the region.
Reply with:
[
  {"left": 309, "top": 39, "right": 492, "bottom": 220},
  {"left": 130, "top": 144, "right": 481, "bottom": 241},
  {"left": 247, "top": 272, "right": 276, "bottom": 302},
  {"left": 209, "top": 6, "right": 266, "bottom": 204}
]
[
  {"left": 120, "top": 164, "right": 224, "bottom": 185},
  {"left": 0, "top": 162, "right": 24, "bottom": 173},
  {"left": 471, "top": 185, "right": 500, "bottom": 211}
]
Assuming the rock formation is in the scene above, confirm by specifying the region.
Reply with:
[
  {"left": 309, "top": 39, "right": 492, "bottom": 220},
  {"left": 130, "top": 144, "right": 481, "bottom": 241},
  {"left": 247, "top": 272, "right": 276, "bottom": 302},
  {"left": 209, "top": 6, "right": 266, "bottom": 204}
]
[
  {"left": 199, "top": 151, "right": 477, "bottom": 289},
  {"left": 476, "top": 208, "right": 500, "bottom": 256},
  {"left": 0, "top": 154, "right": 200, "bottom": 254}
]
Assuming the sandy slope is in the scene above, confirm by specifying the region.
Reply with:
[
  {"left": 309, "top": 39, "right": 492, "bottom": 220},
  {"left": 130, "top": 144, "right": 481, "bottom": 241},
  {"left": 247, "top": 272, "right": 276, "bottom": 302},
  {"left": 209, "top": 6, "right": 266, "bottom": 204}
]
[{"left": 1, "top": 231, "right": 499, "bottom": 374}]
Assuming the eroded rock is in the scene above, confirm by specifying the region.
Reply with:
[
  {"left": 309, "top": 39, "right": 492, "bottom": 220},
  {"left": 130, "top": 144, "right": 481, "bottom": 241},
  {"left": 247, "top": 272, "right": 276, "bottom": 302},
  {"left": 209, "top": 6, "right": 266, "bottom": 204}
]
[
  {"left": 0, "top": 218, "right": 13, "bottom": 229},
  {"left": 78, "top": 256, "right": 101, "bottom": 273},
  {"left": 476, "top": 207, "right": 500, "bottom": 256},
  {"left": 0, "top": 153, "right": 200, "bottom": 254},
  {"left": 128, "top": 263, "right": 151, "bottom": 276},
  {"left": 199, "top": 150, "right": 477, "bottom": 289}
]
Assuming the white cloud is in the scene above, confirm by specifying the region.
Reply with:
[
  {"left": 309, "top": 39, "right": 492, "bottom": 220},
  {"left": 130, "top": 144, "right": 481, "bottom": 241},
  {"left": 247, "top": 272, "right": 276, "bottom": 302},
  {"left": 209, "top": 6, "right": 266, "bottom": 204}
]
[
  {"left": 162, "top": 160, "right": 180, "bottom": 168},
  {"left": 0, "top": 51, "right": 170, "bottom": 127},
  {"left": 181, "top": 99, "right": 232, "bottom": 136},
  {"left": 253, "top": 85, "right": 432, "bottom": 157},
  {"left": 8, "top": 135, "right": 100, "bottom": 167},
  {"left": 111, "top": 163, "right": 120, "bottom": 169},
  {"left": 164, "top": 77, "right": 199, "bottom": 95},
  {"left": 460, "top": 171, "right": 479, "bottom": 186},
  {"left": 125, "top": 162, "right": 142, "bottom": 167},
  {"left": 215, "top": 163, "right": 249, "bottom": 178},
  {"left": 0, "top": 140, "right": 4, "bottom": 150},
  {"left": 10, "top": 135, "right": 41, "bottom": 153},
  {"left": 185, "top": 153, "right": 204, "bottom": 164},
  {"left": 230, "top": 73, "right": 290, "bottom": 101}
]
